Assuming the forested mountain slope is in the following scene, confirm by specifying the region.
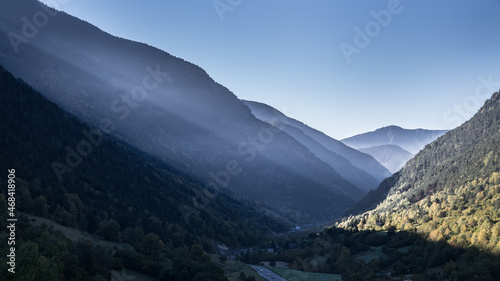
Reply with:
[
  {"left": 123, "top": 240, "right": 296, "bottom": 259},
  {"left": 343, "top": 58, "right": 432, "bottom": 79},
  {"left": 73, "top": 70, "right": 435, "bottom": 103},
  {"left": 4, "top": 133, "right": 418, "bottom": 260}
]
[
  {"left": 341, "top": 126, "right": 448, "bottom": 155},
  {"left": 340, "top": 91, "right": 500, "bottom": 254},
  {"left": 272, "top": 92, "right": 500, "bottom": 281},
  {"left": 0, "top": 65, "right": 288, "bottom": 280}
]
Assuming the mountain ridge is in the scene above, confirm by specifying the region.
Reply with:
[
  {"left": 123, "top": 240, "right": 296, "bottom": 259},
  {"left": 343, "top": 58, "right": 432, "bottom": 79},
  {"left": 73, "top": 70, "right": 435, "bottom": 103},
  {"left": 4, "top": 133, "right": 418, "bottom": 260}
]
[
  {"left": 0, "top": 0, "right": 363, "bottom": 222},
  {"left": 243, "top": 100, "right": 391, "bottom": 192},
  {"left": 0, "top": 64, "right": 288, "bottom": 280},
  {"left": 358, "top": 144, "right": 414, "bottom": 173},
  {"left": 342, "top": 125, "right": 448, "bottom": 154}
]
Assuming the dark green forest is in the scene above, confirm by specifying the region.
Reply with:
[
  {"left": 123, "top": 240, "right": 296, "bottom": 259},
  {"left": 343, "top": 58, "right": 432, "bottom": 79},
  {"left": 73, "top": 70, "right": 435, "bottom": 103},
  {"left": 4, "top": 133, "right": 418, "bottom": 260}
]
[
  {"left": 0, "top": 65, "right": 289, "bottom": 280},
  {"left": 271, "top": 225, "right": 500, "bottom": 281}
]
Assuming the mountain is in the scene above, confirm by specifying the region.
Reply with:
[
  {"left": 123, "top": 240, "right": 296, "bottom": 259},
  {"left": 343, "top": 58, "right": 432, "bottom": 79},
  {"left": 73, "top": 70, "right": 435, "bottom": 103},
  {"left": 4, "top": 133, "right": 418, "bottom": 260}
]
[
  {"left": 358, "top": 144, "right": 413, "bottom": 173},
  {"left": 243, "top": 100, "right": 391, "bottom": 192},
  {"left": 0, "top": 65, "right": 287, "bottom": 280},
  {"left": 0, "top": 0, "right": 363, "bottom": 222},
  {"left": 341, "top": 126, "right": 447, "bottom": 173},
  {"left": 340, "top": 91, "right": 500, "bottom": 252},
  {"left": 341, "top": 125, "right": 448, "bottom": 154}
]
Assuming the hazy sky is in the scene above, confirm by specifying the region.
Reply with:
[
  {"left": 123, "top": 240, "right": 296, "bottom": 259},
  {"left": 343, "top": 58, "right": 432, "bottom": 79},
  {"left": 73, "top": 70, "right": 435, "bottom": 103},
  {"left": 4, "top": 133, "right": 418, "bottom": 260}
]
[{"left": 39, "top": 0, "right": 500, "bottom": 139}]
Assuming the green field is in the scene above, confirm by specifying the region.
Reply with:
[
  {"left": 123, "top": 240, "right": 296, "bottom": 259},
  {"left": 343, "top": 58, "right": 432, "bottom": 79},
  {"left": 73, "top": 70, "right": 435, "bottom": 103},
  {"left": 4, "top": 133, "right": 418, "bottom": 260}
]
[
  {"left": 269, "top": 267, "right": 342, "bottom": 281},
  {"left": 354, "top": 246, "right": 388, "bottom": 264}
]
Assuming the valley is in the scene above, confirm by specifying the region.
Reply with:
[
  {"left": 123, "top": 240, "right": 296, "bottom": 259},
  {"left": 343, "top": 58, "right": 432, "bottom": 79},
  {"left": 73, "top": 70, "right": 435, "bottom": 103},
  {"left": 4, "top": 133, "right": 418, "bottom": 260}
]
[{"left": 0, "top": 1, "right": 499, "bottom": 280}]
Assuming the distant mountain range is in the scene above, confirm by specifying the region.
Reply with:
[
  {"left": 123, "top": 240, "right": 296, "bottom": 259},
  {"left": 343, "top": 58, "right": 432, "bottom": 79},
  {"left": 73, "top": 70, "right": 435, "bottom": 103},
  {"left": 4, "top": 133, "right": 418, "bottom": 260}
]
[
  {"left": 342, "top": 125, "right": 448, "bottom": 154},
  {"left": 342, "top": 126, "right": 447, "bottom": 173},
  {"left": 358, "top": 144, "right": 413, "bottom": 173},
  {"left": 243, "top": 100, "right": 391, "bottom": 192}
]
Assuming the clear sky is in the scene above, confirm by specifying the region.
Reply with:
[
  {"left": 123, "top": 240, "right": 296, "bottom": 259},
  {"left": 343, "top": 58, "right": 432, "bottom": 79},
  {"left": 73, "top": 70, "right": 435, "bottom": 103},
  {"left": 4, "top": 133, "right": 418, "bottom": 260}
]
[{"left": 39, "top": 0, "right": 500, "bottom": 139}]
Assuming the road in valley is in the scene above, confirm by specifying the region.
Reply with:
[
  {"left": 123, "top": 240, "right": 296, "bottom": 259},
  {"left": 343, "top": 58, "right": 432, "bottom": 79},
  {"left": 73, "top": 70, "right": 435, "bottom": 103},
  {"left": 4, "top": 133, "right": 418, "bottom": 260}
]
[{"left": 249, "top": 265, "right": 288, "bottom": 281}]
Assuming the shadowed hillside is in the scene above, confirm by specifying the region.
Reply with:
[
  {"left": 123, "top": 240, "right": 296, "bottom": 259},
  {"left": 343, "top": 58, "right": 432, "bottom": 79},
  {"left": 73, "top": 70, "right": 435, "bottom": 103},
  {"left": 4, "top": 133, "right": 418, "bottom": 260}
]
[{"left": 0, "top": 65, "right": 289, "bottom": 280}]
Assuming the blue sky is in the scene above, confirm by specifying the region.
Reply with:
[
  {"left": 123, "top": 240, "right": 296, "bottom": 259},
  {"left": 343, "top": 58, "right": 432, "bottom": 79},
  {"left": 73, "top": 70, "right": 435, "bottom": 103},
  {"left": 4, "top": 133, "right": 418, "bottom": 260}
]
[{"left": 39, "top": 0, "right": 500, "bottom": 139}]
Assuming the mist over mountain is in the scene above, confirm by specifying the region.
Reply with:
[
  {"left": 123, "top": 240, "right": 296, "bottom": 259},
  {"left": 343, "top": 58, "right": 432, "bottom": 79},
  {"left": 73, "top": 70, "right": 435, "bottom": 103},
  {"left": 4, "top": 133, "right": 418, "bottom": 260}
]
[
  {"left": 0, "top": 0, "right": 364, "bottom": 222},
  {"left": 243, "top": 100, "right": 391, "bottom": 192},
  {"left": 341, "top": 125, "right": 447, "bottom": 173},
  {"left": 0, "top": 64, "right": 293, "bottom": 280},
  {"left": 341, "top": 125, "right": 448, "bottom": 155},
  {"left": 358, "top": 144, "right": 414, "bottom": 173}
]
